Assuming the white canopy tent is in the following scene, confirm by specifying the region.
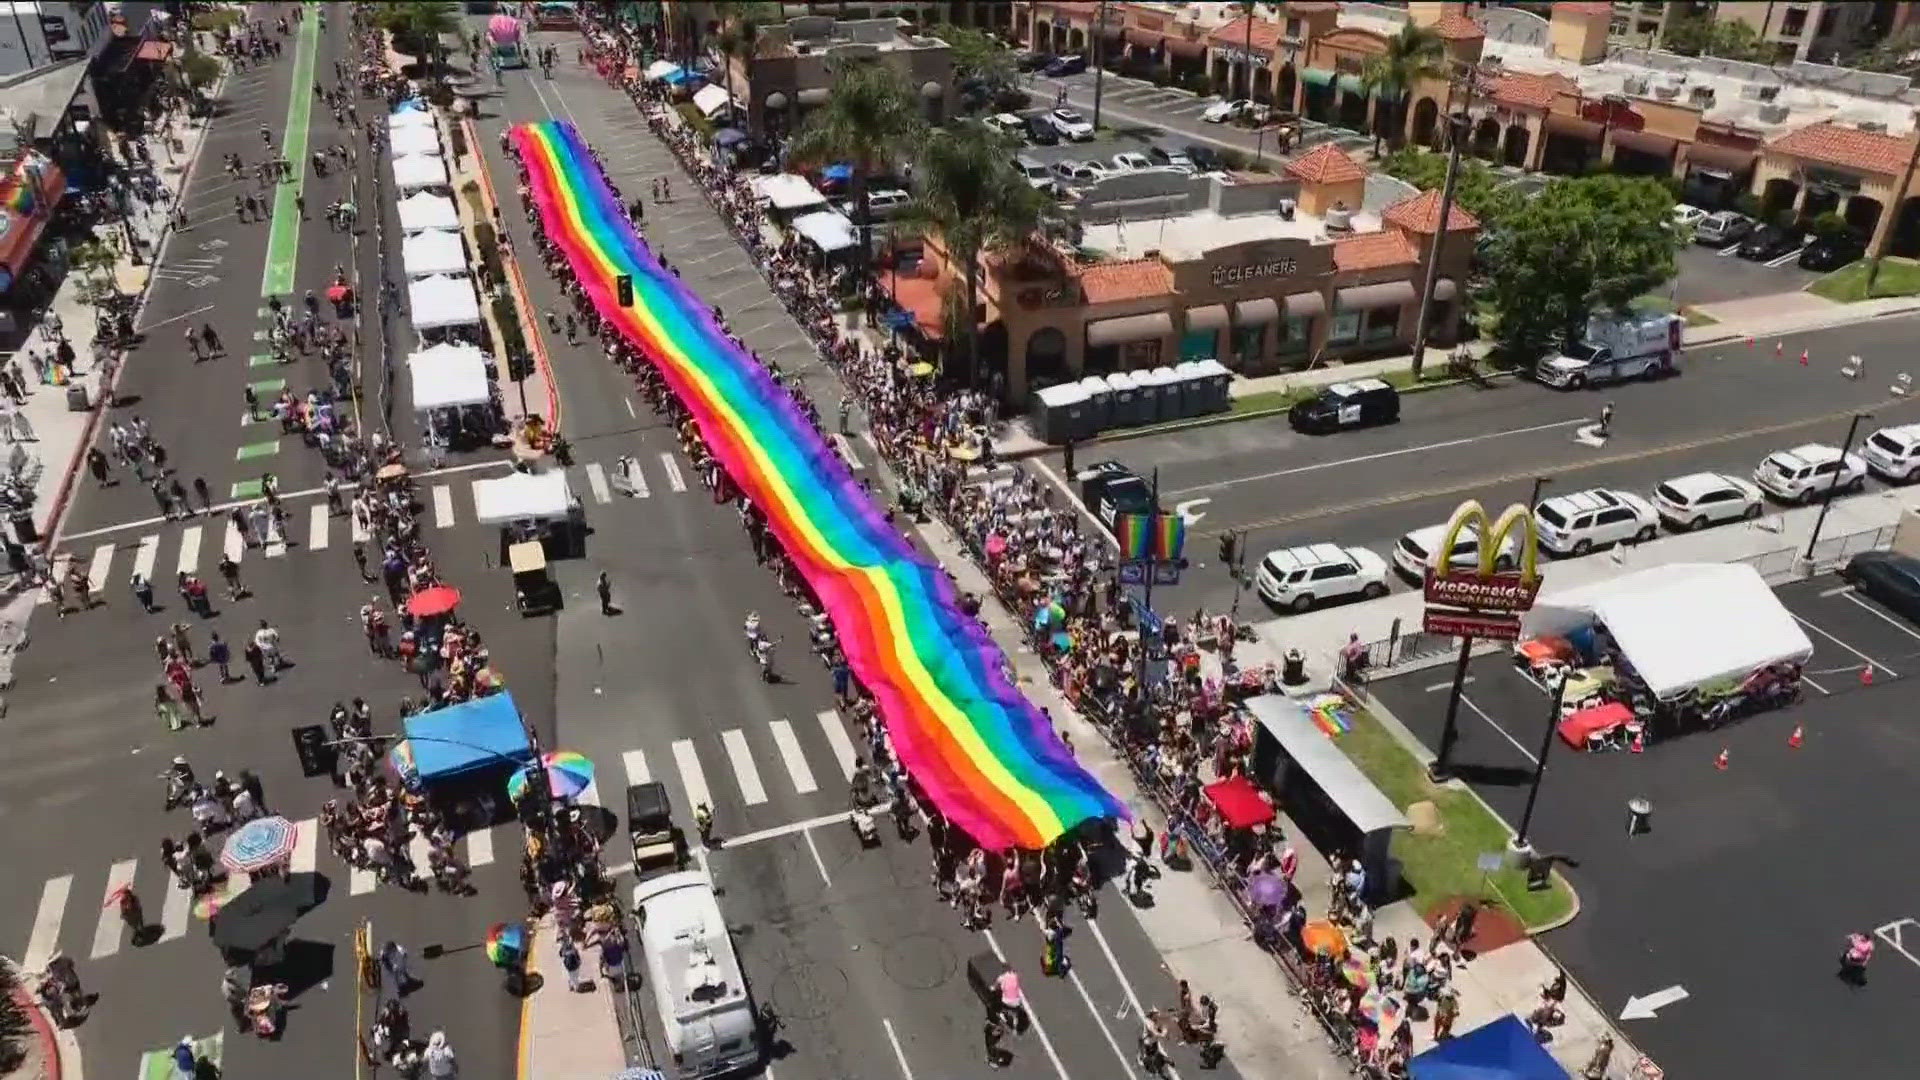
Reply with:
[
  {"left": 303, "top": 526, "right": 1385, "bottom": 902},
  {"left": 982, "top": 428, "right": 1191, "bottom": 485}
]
[
  {"left": 408, "top": 348, "right": 490, "bottom": 411},
  {"left": 642, "top": 59, "right": 680, "bottom": 82},
  {"left": 401, "top": 229, "right": 470, "bottom": 278},
  {"left": 472, "top": 471, "right": 576, "bottom": 524},
  {"left": 691, "top": 83, "right": 736, "bottom": 119},
  {"left": 397, "top": 192, "right": 460, "bottom": 233},
  {"left": 1520, "top": 562, "right": 1813, "bottom": 700},
  {"left": 408, "top": 274, "right": 482, "bottom": 330},
  {"left": 392, "top": 153, "right": 450, "bottom": 192},
  {"left": 390, "top": 125, "right": 443, "bottom": 157},
  {"left": 791, "top": 210, "right": 858, "bottom": 254},
  {"left": 753, "top": 173, "right": 827, "bottom": 212},
  {"left": 388, "top": 109, "right": 435, "bottom": 131}
]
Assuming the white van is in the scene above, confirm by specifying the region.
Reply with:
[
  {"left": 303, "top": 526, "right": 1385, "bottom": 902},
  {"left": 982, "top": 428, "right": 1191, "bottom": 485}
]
[
  {"left": 634, "top": 870, "right": 760, "bottom": 1077},
  {"left": 1862, "top": 422, "right": 1920, "bottom": 482}
]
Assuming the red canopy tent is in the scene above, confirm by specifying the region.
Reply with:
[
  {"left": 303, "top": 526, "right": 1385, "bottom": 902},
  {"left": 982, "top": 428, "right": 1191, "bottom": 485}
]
[{"left": 1203, "top": 775, "right": 1275, "bottom": 829}]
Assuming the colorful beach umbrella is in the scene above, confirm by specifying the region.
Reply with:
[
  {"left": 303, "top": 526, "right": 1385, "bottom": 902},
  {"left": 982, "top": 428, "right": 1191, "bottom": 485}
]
[
  {"left": 506, "top": 750, "right": 595, "bottom": 802},
  {"left": 1032, "top": 599, "right": 1067, "bottom": 628},
  {"left": 1300, "top": 919, "right": 1347, "bottom": 957},
  {"left": 1357, "top": 988, "right": 1403, "bottom": 1029},
  {"left": 485, "top": 921, "right": 529, "bottom": 966},
  {"left": 1338, "top": 956, "right": 1373, "bottom": 991},
  {"left": 220, "top": 816, "right": 300, "bottom": 873}
]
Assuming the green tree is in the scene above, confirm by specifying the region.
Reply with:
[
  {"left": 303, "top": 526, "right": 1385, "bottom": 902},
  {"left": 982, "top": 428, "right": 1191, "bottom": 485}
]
[
  {"left": 1482, "top": 174, "right": 1682, "bottom": 360},
  {"left": 180, "top": 52, "right": 222, "bottom": 91},
  {"left": 898, "top": 123, "right": 1049, "bottom": 386},
  {"left": 786, "top": 61, "right": 927, "bottom": 284},
  {"left": 1844, "top": 26, "right": 1920, "bottom": 77},
  {"left": 1379, "top": 148, "right": 1521, "bottom": 228},
  {"left": 933, "top": 22, "right": 1015, "bottom": 90},
  {"left": 714, "top": 17, "right": 762, "bottom": 130},
  {"left": 1661, "top": 13, "right": 1774, "bottom": 63},
  {"left": 69, "top": 240, "right": 122, "bottom": 305},
  {"left": 1359, "top": 23, "right": 1446, "bottom": 155},
  {"left": 378, "top": 1, "right": 460, "bottom": 68}
]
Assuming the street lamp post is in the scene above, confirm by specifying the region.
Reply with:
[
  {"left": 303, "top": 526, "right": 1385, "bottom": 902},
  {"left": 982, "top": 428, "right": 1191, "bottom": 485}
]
[
  {"left": 1512, "top": 669, "right": 1569, "bottom": 854},
  {"left": 1528, "top": 476, "right": 1552, "bottom": 512},
  {"left": 1803, "top": 411, "right": 1871, "bottom": 564},
  {"left": 1407, "top": 61, "right": 1481, "bottom": 381}
]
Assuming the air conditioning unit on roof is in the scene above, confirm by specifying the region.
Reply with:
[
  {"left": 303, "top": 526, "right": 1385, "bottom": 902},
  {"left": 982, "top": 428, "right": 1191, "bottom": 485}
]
[{"left": 1857, "top": 120, "right": 1887, "bottom": 133}]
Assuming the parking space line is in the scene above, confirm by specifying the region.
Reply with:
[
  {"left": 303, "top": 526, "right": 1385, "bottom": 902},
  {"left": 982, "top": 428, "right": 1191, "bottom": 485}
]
[
  {"left": 1426, "top": 676, "right": 1475, "bottom": 692},
  {"left": 1793, "top": 613, "right": 1898, "bottom": 677},
  {"left": 1460, "top": 694, "right": 1538, "bottom": 765},
  {"left": 1841, "top": 592, "right": 1920, "bottom": 644},
  {"left": 1801, "top": 674, "right": 1831, "bottom": 696}
]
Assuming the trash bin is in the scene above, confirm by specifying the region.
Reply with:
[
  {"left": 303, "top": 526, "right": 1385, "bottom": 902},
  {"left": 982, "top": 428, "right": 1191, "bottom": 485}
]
[
  {"left": 1282, "top": 648, "right": 1306, "bottom": 685},
  {"left": 9, "top": 509, "right": 36, "bottom": 546},
  {"left": 1625, "top": 796, "right": 1652, "bottom": 836},
  {"left": 65, "top": 383, "right": 89, "bottom": 411}
]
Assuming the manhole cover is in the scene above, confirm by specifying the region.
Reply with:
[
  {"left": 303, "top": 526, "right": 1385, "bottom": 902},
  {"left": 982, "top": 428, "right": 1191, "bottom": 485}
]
[
  {"left": 768, "top": 961, "right": 848, "bottom": 1021},
  {"left": 880, "top": 932, "right": 955, "bottom": 990}
]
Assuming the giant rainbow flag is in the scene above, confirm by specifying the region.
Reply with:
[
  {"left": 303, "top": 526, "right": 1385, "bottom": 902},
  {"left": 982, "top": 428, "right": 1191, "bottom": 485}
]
[{"left": 512, "top": 121, "right": 1123, "bottom": 849}]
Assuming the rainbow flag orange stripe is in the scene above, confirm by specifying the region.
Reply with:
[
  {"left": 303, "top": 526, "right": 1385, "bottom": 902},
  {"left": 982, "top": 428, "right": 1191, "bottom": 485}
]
[{"left": 512, "top": 121, "right": 1123, "bottom": 849}]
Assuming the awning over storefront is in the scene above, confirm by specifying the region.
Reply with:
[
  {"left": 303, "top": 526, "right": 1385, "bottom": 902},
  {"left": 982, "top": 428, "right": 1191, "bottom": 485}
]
[
  {"left": 1184, "top": 304, "right": 1229, "bottom": 331},
  {"left": 1609, "top": 128, "right": 1676, "bottom": 158},
  {"left": 1234, "top": 297, "right": 1277, "bottom": 324},
  {"left": 1336, "top": 73, "right": 1365, "bottom": 96},
  {"left": 1087, "top": 311, "right": 1173, "bottom": 347},
  {"left": 1432, "top": 278, "right": 1458, "bottom": 302},
  {"left": 1336, "top": 281, "right": 1415, "bottom": 311},
  {"left": 135, "top": 39, "right": 175, "bottom": 62},
  {"left": 797, "top": 87, "right": 831, "bottom": 106},
  {"left": 1544, "top": 112, "right": 1603, "bottom": 140},
  {"left": 0, "top": 155, "right": 65, "bottom": 293},
  {"left": 1284, "top": 291, "right": 1327, "bottom": 318},
  {"left": 1684, "top": 141, "right": 1758, "bottom": 174},
  {"left": 1124, "top": 28, "right": 1163, "bottom": 50},
  {"left": 1163, "top": 36, "right": 1208, "bottom": 60},
  {"left": 1300, "top": 67, "right": 1334, "bottom": 89}
]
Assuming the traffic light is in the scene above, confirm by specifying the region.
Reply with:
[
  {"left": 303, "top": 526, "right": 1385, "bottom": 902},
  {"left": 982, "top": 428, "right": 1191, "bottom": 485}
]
[
  {"left": 1219, "top": 533, "right": 1237, "bottom": 567},
  {"left": 291, "top": 724, "right": 335, "bottom": 778},
  {"left": 615, "top": 274, "right": 634, "bottom": 307},
  {"left": 507, "top": 350, "right": 533, "bottom": 381}
]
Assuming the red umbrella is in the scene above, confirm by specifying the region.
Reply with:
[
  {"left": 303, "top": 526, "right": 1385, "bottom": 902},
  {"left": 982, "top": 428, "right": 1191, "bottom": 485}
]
[
  {"left": 326, "top": 283, "right": 352, "bottom": 303},
  {"left": 406, "top": 585, "right": 462, "bottom": 618}
]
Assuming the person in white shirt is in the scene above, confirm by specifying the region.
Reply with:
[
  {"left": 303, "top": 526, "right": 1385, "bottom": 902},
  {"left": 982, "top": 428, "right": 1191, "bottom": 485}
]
[{"left": 424, "top": 1031, "right": 456, "bottom": 1077}]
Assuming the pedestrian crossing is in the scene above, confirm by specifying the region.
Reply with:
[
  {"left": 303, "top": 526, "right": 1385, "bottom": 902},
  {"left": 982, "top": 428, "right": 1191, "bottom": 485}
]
[{"left": 9, "top": 711, "right": 872, "bottom": 969}]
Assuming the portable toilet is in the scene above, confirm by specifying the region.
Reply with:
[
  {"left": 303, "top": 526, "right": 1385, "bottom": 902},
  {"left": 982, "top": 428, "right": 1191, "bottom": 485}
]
[
  {"left": 1105, "top": 370, "right": 1142, "bottom": 428},
  {"left": 1188, "top": 358, "right": 1232, "bottom": 413},
  {"left": 1150, "top": 365, "right": 1190, "bottom": 420},
  {"left": 1172, "top": 361, "right": 1209, "bottom": 417},
  {"left": 1134, "top": 366, "right": 1173, "bottom": 423},
  {"left": 1030, "top": 382, "right": 1091, "bottom": 444},
  {"left": 1077, "top": 374, "right": 1114, "bottom": 435}
]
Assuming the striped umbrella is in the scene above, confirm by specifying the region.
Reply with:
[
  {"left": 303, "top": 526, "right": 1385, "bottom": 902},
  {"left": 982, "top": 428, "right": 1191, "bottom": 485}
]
[{"left": 221, "top": 816, "right": 300, "bottom": 873}]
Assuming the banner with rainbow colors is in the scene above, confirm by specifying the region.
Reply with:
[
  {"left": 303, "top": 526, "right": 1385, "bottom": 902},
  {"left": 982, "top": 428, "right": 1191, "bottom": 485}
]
[{"left": 511, "top": 121, "right": 1124, "bottom": 849}]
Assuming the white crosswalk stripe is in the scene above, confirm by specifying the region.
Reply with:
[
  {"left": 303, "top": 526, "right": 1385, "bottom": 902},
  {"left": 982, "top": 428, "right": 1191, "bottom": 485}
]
[
  {"left": 159, "top": 879, "right": 194, "bottom": 943},
  {"left": 307, "top": 504, "right": 330, "bottom": 550},
  {"left": 817, "top": 710, "right": 859, "bottom": 782},
  {"left": 176, "top": 525, "right": 203, "bottom": 574},
  {"left": 91, "top": 860, "right": 138, "bottom": 959},
  {"left": 830, "top": 432, "right": 865, "bottom": 471},
  {"left": 223, "top": 520, "right": 246, "bottom": 563},
  {"left": 132, "top": 534, "right": 159, "bottom": 583},
  {"left": 768, "top": 719, "right": 818, "bottom": 794},
  {"left": 672, "top": 739, "right": 713, "bottom": 816},
  {"left": 351, "top": 511, "right": 370, "bottom": 543},
  {"left": 23, "top": 875, "right": 71, "bottom": 970},
  {"left": 408, "top": 834, "right": 433, "bottom": 879},
  {"left": 622, "top": 750, "right": 650, "bottom": 784},
  {"left": 290, "top": 818, "right": 318, "bottom": 874},
  {"left": 264, "top": 517, "right": 288, "bottom": 558},
  {"left": 87, "top": 543, "right": 114, "bottom": 591},
  {"left": 466, "top": 828, "right": 494, "bottom": 867},
  {"left": 349, "top": 865, "right": 377, "bottom": 896},
  {"left": 584, "top": 462, "right": 612, "bottom": 504},
  {"left": 659, "top": 453, "right": 687, "bottom": 492},
  {"left": 720, "top": 729, "right": 768, "bottom": 805},
  {"left": 432, "top": 485, "right": 455, "bottom": 528},
  {"left": 618, "top": 458, "right": 649, "bottom": 498}
]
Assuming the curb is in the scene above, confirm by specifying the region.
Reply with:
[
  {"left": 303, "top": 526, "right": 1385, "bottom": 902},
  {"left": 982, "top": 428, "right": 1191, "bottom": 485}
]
[
  {"left": 1684, "top": 300, "right": 1920, "bottom": 349},
  {"left": 467, "top": 118, "right": 561, "bottom": 430},
  {"left": 2, "top": 957, "right": 62, "bottom": 1080}
]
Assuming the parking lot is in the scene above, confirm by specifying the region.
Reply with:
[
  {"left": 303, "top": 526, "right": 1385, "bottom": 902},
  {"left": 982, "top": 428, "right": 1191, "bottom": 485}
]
[
  {"left": 1673, "top": 233, "right": 1823, "bottom": 308},
  {"left": 1366, "top": 572, "right": 1920, "bottom": 1079}
]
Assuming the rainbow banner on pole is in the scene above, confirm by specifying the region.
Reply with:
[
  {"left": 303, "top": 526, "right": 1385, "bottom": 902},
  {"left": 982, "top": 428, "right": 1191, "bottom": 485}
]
[
  {"left": 511, "top": 121, "right": 1123, "bottom": 849},
  {"left": 1116, "top": 512, "right": 1186, "bottom": 563}
]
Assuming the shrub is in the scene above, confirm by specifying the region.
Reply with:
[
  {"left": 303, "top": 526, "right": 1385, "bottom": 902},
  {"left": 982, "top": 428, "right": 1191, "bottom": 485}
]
[
  {"left": 474, "top": 222, "right": 505, "bottom": 283},
  {"left": 676, "top": 102, "right": 716, "bottom": 140},
  {"left": 449, "top": 118, "right": 468, "bottom": 160},
  {"left": 491, "top": 293, "right": 527, "bottom": 355}
]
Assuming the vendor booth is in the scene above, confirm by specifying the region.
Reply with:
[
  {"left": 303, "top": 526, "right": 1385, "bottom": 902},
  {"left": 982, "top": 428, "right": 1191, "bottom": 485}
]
[
  {"left": 1245, "top": 694, "right": 1408, "bottom": 905},
  {"left": 792, "top": 210, "right": 858, "bottom": 259},
  {"left": 408, "top": 274, "right": 483, "bottom": 334},
  {"left": 472, "top": 470, "right": 584, "bottom": 559},
  {"left": 691, "top": 83, "right": 736, "bottom": 120},
  {"left": 407, "top": 342, "right": 495, "bottom": 450},
  {"left": 642, "top": 59, "right": 681, "bottom": 83},
  {"left": 754, "top": 173, "right": 828, "bottom": 215},
  {"left": 389, "top": 108, "right": 434, "bottom": 132},
  {"left": 1518, "top": 563, "right": 1812, "bottom": 749},
  {"left": 1409, "top": 1014, "right": 1568, "bottom": 1080},
  {"left": 390, "top": 124, "right": 443, "bottom": 157},
  {"left": 402, "top": 229, "right": 470, "bottom": 278},
  {"left": 392, "top": 152, "right": 450, "bottom": 192},
  {"left": 389, "top": 691, "right": 533, "bottom": 829},
  {"left": 397, "top": 192, "right": 460, "bottom": 233}
]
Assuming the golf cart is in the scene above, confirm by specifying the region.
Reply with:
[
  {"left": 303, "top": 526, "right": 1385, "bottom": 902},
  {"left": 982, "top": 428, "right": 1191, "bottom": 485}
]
[
  {"left": 626, "top": 781, "right": 686, "bottom": 875},
  {"left": 508, "top": 540, "right": 559, "bottom": 615}
]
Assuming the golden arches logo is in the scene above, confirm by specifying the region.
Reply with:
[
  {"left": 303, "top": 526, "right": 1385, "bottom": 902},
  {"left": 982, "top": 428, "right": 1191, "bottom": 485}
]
[{"left": 1436, "top": 499, "right": 1540, "bottom": 582}]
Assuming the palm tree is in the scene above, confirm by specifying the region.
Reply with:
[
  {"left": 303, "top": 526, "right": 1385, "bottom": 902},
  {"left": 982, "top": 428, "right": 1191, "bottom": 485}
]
[
  {"left": 899, "top": 124, "right": 1049, "bottom": 387},
  {"left": 785, "top": 61, "right": 927, "bottom": 284},
  {"left": 714, "top": 18, "right": 761, "bottom": 132},
  {"left": 1359, "top": 23, "right": 1445, "bottom": 155}
]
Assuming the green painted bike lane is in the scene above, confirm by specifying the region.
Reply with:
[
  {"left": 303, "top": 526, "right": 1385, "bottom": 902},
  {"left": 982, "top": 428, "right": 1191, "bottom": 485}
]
[{"left": 259, "top": 10, "right": 321, "bottom": 298}]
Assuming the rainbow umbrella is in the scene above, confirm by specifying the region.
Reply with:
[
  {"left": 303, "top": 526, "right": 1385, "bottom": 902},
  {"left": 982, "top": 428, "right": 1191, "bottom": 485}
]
[
  {"left": 485, "top": 921, "right": 529, "bottom": 966},
  {"left": 1357, "top": 988, "right": 1403, "bottom": 1029},
  {"left": 1032, "top": 599, "right": 1067, "bottom": 628},
  {"left": 506, "top": 750, "right": 595, "bottom": 802},
  {"left": 1338, "top": 956, "right": 1373, "bottom": 991}
]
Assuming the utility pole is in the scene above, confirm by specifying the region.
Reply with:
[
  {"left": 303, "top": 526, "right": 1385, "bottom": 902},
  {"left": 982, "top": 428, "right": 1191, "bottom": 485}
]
[
  {"left": 1407, "top": 60, "right": 1480, "bottom": 381},
  {"left": 1862, "top": 109, "right": 1920, "bottom": 299},
  {"left": 1091, "top": 1, "right": 1109, "bottom": 131}
]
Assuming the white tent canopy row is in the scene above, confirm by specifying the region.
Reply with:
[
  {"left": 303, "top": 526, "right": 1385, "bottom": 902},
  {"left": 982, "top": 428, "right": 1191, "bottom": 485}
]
[
  {"left": 1520, "top": 563, "right": 1813, "bottom": 701},
  {"left": 390, "top": 124, "right": 443, "bottom": 157},
  {"left": 392, "top": 152, "right": 450, "bottom": 192},
  {"left": 753, "top": 173, "right": 826, "bottom": 212},
  {"left": 389, "top": 108, "right": 435, "bottom": 132},
  {"left": 642, "top": 59, "right": 680, "bottom": 82},
  {"left": 408, "top": 274, "right": 483, "bottom": 330},
  {"left": 471, "top": 470, "right": 576, "bottom": 525},
  {"left": 397, "top": 192, "right": 460, "bottom": 233},
  {"left": 407, "top": 344, "right": 491, "bottom": 411},
  {"left": 691, "top": 83, "right": 736, "bottom": 119},
  {"left": 402, "top": 229, "right": 470, "bottom": 278},
  {"left": 792, "top": 210, "right": 857, "bottom": 254}
]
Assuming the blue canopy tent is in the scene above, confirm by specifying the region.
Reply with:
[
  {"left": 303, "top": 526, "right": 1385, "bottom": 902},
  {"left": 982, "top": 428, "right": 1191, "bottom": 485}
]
[
  {"left": 821, "top": 163, "right": 854, "bottom": 182},
  {"left": 663, "top": 68, "right": 696, "bottom": 86},
  {"left": 390, "top": 692, "right": 533, "bottom": 786},
  {"left": 714, "top": 127, "right": 750, "bottom": 149},
  {"left": 1410, "top": 1015, "right": 1570, "bottom": 1080}
]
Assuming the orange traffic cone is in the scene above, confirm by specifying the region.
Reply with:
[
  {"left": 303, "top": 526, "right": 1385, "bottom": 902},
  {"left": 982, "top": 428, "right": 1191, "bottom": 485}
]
[
  {"left": 1800, "top": 349, "right": 1810, "bottom": 366},
  {"left": 1862, "top": 664, "right": 1875, "bottom": 686},
  {"left": 1714, "top": 747, "right": 1730, "bottom": 771},
  {"left": 1630, "top": 730, "right": 1644, "bottom": 754},
  {"left": 1788, "top": 724, "right": 1804, "bottom": 749}
]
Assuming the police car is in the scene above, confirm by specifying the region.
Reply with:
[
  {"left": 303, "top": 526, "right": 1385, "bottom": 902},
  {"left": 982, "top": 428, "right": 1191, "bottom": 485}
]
[
  {"left": 1287, "top": 379, "right": 1400, "bottom": 433},
  {"left": 1078, "top": 461, "right": 1157, "bottom": 532}
]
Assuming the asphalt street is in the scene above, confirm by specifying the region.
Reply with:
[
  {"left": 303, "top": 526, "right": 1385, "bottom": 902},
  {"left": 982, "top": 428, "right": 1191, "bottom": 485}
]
[
  {"left": 1045, "top": 313, "right": 1920, "bottom": 617},
  {"left": 1672, "top": 238, "right": 1821, "bottom": 308},
  {"left": 0, "top": 15, "right": 528, "bottom": 1078},
  {"left": 475, "top": 30, "right": 1245, "bottom": 1079},
  {"left": 1367, "top": 573, "right": 1920, "bottom": 1080}
]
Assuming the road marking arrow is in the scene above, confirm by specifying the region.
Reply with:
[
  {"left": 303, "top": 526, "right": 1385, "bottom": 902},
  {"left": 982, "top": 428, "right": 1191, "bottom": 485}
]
[
  {"left": 1174, "top": 497, "right": 1211, "bottom": 526},
  {"left": 1619, "top": 985, "right": 1689, "bottom": 1020}
]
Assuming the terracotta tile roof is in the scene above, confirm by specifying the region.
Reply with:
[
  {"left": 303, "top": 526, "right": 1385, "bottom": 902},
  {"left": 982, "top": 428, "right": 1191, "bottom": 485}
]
[
  {"left": 1285, "top": 143, "right": 1369, "bottom": 185},
  {"left": 1383, "top": 189, "right": 1479, "bottom": 234},
  {"left": 1206, "top": 16, "right": 1285, "bottom": 52},
  {"left": 1333, "top": 231, "right": 1419, "bottom": 273},
  {"left": 1080, "top": 258, "right": 1175, "bottom": 304},
  {"left": 1285, "top": 2, "right": 1339, "bottom": 12},
  {"left": 887, "top": 269, "right": 946, "bottom": 341},
  {"left": 1552, "top": 1, "right": 1616, "bottom": 17},
  {"left": 1431, "top": 11, "right": 1485, "bottom": 40},
  {"left": 1768, "top": 122, "right": 1916, "bottom": 177}
]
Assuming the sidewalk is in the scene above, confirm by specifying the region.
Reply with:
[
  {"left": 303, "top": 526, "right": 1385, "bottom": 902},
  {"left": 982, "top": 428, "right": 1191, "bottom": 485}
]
[
  {"left": 452, "top": 113, "right": 557, "bottom": 426},
  {"left": 518, "top": 916, "right": 629, "bottom": 1078},
  {"left": 992, "top": 291, "right": 1920, "bottom": 458}
]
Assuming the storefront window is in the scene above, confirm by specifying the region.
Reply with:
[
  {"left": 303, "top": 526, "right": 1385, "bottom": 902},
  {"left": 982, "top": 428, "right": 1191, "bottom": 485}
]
[
  {"left": 1329, "top": 309, "right": 1361, "bottom": 346},
  {"left": 1362, "top": 308, "right": 1398, "bottom": 344},
  {"left": 1276, "top": 315, "right": 1312, "bottom": 358},
  {"left": 1180, "top": 328, "right": 1216, "bottom": 361},
  {"left": 1121, "top": 339, "right": 1162, "bottom": 369},
  {"left": 1231, "top": 322, "right": 1265, "bottom": 368}
]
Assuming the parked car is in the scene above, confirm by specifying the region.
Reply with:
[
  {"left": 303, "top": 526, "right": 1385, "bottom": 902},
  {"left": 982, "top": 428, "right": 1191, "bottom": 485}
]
[
  {"left": 1047, "top": 107, "right": 1095, "bottom": 141},
  {"left": 1049, "top": 159, "right": 1105, "bottom": 186},
  {"left": 1015, "top": 50, "right": 1054, "bottom": 73},
  {"left": 1255, "top": 543, "right": 1390, "bottom": 613},
  {"left": 1392, "top": 521, "right": 1519, "bottom": 582},
  {"left": 1694, "top": 210, "right": 1752, "bottom": 246},
  {"left": 1146, "top": 146, "right": 1195, "bottom": 172},
  {"left": 1651, "top": 472, "right": 1765, "bottom": 531},
  {"left": 1840, "top": 551, "right": 1920, "bottom": 622},
  {"left": 1738, "top": 224, "right": 1802, "bottom": 261},
  {"left": 1798, "top": 230, "right": 1866, "bottom": 271},
  {"left": 1672, "top": 204, "right": 1709, "bottom": 235},
  {"left": 1183, "top": 145, "right": 1224, "bottom": 172},
  {"left": 1043, "top": 55, "right": 1087, "bottom": 77},
  {"left": 1022, "top": 113, "right": 1060, "bottom": 145},
  {"left": 1202, "top": 98, "right": 1252, "bottom": 123},
  {"left": 1752, "top": 443, "right": 1866, "bottom": 503},
  {"left": 1079, "top": 462, "right": 1157, "bottom": 532},
  {"left": 1110, "top": 151, "right": 1152, "bottom": 172},
  {"left": 983, "top": 113, "right": 1027, "bottom": 140},
  {"left": 1287, "top": 379, "right": 1399, "bottom": 433},
  {"left": 1013, "top": 153, "right": 1055, "bottom": 192},
  {"left": 1532, "top": 488, "right": 1660, "bottom": 556},
  {"left": 1860, "top": 422, "right": 1920, "bottom": 482}
]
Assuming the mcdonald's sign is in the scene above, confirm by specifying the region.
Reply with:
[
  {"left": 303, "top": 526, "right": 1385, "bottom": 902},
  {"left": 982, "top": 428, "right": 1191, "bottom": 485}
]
[{"left": 1422, "top": 500, "right": 1543, "bottom": 631}]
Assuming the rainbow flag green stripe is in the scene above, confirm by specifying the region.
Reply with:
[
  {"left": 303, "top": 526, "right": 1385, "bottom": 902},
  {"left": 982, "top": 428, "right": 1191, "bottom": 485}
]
[{"left": 513, "top": 121, "right": 1122, "bottom": 849}]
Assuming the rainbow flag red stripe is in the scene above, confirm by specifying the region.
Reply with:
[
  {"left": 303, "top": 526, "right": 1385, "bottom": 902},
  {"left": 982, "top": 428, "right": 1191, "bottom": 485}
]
[{"left": 512, "top": 121, "right": 1123, "bottom": 849}]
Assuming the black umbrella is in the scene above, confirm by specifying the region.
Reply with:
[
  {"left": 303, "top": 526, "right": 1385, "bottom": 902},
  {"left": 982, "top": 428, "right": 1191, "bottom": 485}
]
[{"left": 210, "top": 872, "right": 330, "bottom": 955}]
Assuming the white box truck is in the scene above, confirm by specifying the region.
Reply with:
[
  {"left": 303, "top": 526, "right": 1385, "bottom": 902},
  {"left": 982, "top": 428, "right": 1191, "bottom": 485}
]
[
  {"left": 1534, "top": 312, "right": 1683, "bottom": 389},
  {"left": 633, "top": 870, "right": 761, "bottom": 1077}
]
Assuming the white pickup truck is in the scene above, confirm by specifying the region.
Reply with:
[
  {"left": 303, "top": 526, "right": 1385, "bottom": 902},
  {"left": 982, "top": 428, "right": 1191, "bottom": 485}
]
[{"left": 1534, "top": 312, "right": 1683, "bottom": 390}]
